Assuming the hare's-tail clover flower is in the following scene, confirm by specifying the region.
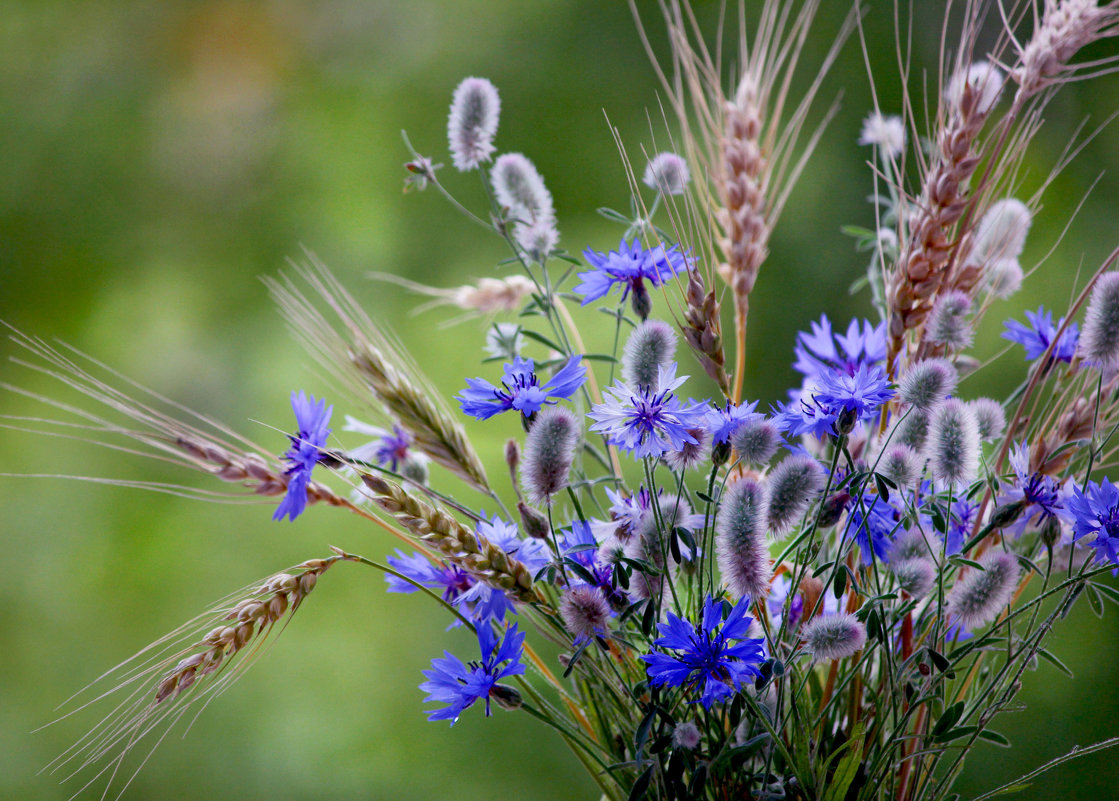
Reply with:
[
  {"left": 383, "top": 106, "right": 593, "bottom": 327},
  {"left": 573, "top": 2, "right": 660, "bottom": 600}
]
[
  {"left": 273, "top": 391, "right": 333, "bottom": 522},
  {"left": 642, "top": 152, "right": 691, "bottom": 195},
  {"left": 577, "top": 238, "right": 693, "bottom": 319},
  {"left": 801, "top": 613, "right": 867, "bottom": 660},
  {"left": 587, "top": 363, "right": 709, "bottom": 459},
  {"left": 641, "top": 595, "right": 765, "bottom": 708},
  {"left": 420, "top": 623, "right": 526, "bottom": 725},
  {"left": 447, "top": 77, "right": 500, "bottom": 171},
  {"left": 1079, "top": 272, "right": 1119, "bottom": 368},
  {"left": 858, "top": 111, "right": 906, "bottom": 159},
  {"left": 456, "top": 355, "right": 585, "bottom": 421},
  {"left": 1002, "top": 306, "right": 1079, "bottom": 362},
  {"left": 1068, "top": 477, "right": 1119, "bottom": 565}
]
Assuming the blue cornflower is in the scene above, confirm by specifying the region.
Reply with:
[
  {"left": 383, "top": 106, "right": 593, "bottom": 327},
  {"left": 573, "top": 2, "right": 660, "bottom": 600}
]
[
  {"left": 603, "top": 486, "right": 654, "bottom": 540},
  {"left": 588, "top": 364, "right": 709, "bottom": 459},
  {"left": 560, "top": 521, "right": 628, "bottom": 607},
  {"left": 576, "top": 238, "right": 692, "bottom": 305},
  {"left": 704, "top": 400, "right": 763, "bottom": 445},
  {"left": 793, "top": 315, "right": 888, "bottom": 380},
  {"left": 777, "top": 365, "right": 894, "bottom": 439},
  {"left": 420, "top": 624, "right": 526, "bottom": 725},
  {"left": 1068, "top": 478, "right": 1119, "bottom": 565},
  {"left": 457, "top": 355, "right": 585, "bottom": 421},
  {"left": 477, "top": 514, "right": 551, "bottom": 575},
  {"left": 998, "top": 443, "right": 1065, "bottom": 536},
  {"left": 846, "top": 493, "right": 900, "bottom": 565},
  {"left": 273, "top": 391, "right": 332, "bottom": 522},
  {"left": 642, "top": 596, "right": 765, "bottom": 708},
  {"left": 344, "top": 417, "right": 420, "bottom": 472},
  {"left": 1002, "top": 307, "right": 1079, "bottom": 363}
]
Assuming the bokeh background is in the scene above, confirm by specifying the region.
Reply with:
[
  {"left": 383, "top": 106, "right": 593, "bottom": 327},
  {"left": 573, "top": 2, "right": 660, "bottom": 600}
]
[{"left": 3, "top": 2, "right": 1118, "bottom": 799}]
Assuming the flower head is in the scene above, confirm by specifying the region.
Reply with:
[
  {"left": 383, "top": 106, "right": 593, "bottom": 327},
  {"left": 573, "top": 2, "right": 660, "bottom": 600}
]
[
  {"left": 1068, "top": 477, "right": 1119, "bottom": 565},
  {"left": 999, "top": 442, "right": 1065, "bottom": 536},
  {"left": 704, "top": 400, "right": 763, "bottom": 446},
  {"left": 447, "top": 77, "right": 500, "bottom": 171},
  {"left": 577, "top": 239, "right": 693, "bottom": 312},
  {"left": 421, "top": 624, "right": 526, "bottom": 725},
  {"left": 643, "top": 152, "right": 691, "bottom": 195},
  {"left": 642, "top": 596, "right": 765, "bottom": 708},
  {"left": 858, "top": 111, "right": 906, "bottom": 159},
  {"left": 778, "top": 365, "right": 893, "bottom": 439},
  {"left": 457, "top": 355, "right": 585, "bottom": 421},
  {"left": 793, "top": 315, "right": 888, "bottom": 381},
  {"left": 588, "top": 364, "right": 709, "bottom": 459},
  {"left": 273, "top": 391, "right": 332, "bottom": 522},
  {"left": 1002, "top": 307, "right": 1079, "bottom": 363},
  {"left": 344, "top": 417, "right": 421, "bottom": 473}
]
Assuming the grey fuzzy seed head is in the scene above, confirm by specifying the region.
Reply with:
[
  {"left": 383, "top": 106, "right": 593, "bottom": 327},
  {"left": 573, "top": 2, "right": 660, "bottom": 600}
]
[
  {"left": 802, "top": 613, "right": 867, "bottom": 661},
  {"left": 899, "top": 358, "right": 958, "bottom": 411},
  {"left": 926, "top": 399, "right": 980, "bottom": 487},
  {"left": 732, "top": 418, "right": 779, "bottom": 466},
  {"left": 766, "top": 455, "right": 825, "bottom": 534},
  {"left": 521, "top": 405, "right": 578, "bottom": 504},
  {"left": 622, "top": 319, "right": 677, "bottom": 390},
  {"left": 1079, "top": 272, "right": 1119, "bottom": 368},
  {"left": 948, "top": 550, "right": 1020, "bottom": 630},
  {"left": 969, "top": 398, "right": 1006, "bottom": 442},
  {"left": 715, "top": 478, "right": 771, "bottom": 601}
]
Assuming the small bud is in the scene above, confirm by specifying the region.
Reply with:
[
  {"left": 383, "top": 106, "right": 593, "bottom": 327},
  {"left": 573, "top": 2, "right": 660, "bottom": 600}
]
[
  {"left": 1039, "top": 515, "right": 1063, "bottom": 549},
  {"left": 969, "top": 398, "right": 1006, "bottom": 442},
  {"left": 559, "top": 585, "right": 611, "bottom": 640},
  {"left": 521, "top": 406, "right": 578, "bottom": 505},
  {"left": 490, "top": 684, "right": 523, "bottom": 711},
  {"left": 836, "top": 406, "right": 859, "bottom": 436},
  {"left": 517, "top": 501, "right": 551, "bottom": 540},
  {"left": 447, "top": 77, "right": 500, "bottom": 171},
  {"left": 948, "top": 550, "right": 1020, "bottom": 630},
  {"left": 505, "top": 438, "right": 520, "bottom": 474},
  {"left": 1079, "top": 272, "right": 1119, "bottom": 368},
  {"left": 731, "top": 418, "right": 779, "bottom": 466},
  {"left": 672, "top": 721, "right": 702, "bottom": 750},
  {"left": 400, "top": 455, "right": 429, "bottom": 485},
  {"left": 767, "top": 455, "right": 825, "bottom": 535},
  {"left": 925, "top": 291, "right": 974, "bottom": 349},
  {"left": 802, "top": 613, "right": 867, "bottom": 660},
  {"left": 899, "top": 358, "right": 958, "bottom": 411},
  {"left": 622, "top": 319, "right": 677, "bottom": 390},
  {"left": 643, "top": 152, "right": 691, "bottom": 196},
  {"left": 818, "top": 491, "right": 851, "bottom": 528},
  {"left": 927, "top": 399, "right": 980, "bottom": 487},
  {"left": 973, "top": 199, "right": 1031, "bottom": 263},
  {"left": 989, "top": 500, "right": 1026, "bottom": 530},
  {"left": 716, "top": 478, "right": 772, "bottom": 601},
  {"left": 631, "top": 281, "right": 652, "bottom": 321},
  {"left": 946, "top": 61, "right": 1004, "bottom": 116},
  {"left": 403, "top": 155, "right": 440, "bottom": 192},
  {"left": 892, "top": 557, "right": 937, "bottom": 598}
]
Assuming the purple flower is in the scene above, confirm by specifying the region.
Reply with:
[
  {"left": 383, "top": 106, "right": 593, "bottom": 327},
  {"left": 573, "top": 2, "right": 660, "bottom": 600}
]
[
  {"left": 477, "top": 514, "right": 551, "bottom": 575},
  {"left": 1068, "top": 478, "right": 1119, "bottom": 565},
  {"left": 457, "top": 355, "right": 585, "bottom": 420},
  {"left": 420, "top": 624, "right": 526, "bottom": 725},
  {"left": 560, "top": 521, "right": 627, "bottom": 607},
  {"left": 344, "top": 417, "right": 418, "bottom": 472},
  {"left": 704, "top": 400, "right": 763, "bottom": 445},
  {"left": 998, "top": 443, "right": 1065, "bottom": 536},
  {"left": 603, "top": 486, "right": 654, "bottom": 541},
  {"left": 641, "top": 596, "right": 765, "bottom": 708},
  {"left": 273, "top": 391, "right": 333, "bottom": 522},
  {"left": 1002, "top": 307, "right": 1079, "bottom": 363},
  {"left": 588, "top": 364, "right": 709, "bottom": 459},
  {"left": 777, "top": 365, "right": 894, "bottom": 439},
  {"left": 846, "top": 493, "right": 900, "bottom": 565},
  {"left": 576, "top": 239, "right": 692, "bottom": 305},
  {"left": 793, "top": 315, "right": 888, "bottom": 380}
]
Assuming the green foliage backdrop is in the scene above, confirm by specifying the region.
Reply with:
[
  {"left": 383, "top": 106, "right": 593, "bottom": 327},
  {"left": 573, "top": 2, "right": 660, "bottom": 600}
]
[{"left": 2, "top": 2, "right": 1118, "bottom": 799}]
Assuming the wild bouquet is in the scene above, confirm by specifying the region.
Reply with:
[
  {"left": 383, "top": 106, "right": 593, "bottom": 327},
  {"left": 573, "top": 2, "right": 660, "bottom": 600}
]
[{"left": 7, "top": 1, "right": 1119, "bottom": 800}]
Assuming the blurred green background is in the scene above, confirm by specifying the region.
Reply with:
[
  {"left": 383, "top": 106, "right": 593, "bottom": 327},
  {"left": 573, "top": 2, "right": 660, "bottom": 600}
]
[{"left": 2, "top": 2, "right": 1118, "bottom": 799}]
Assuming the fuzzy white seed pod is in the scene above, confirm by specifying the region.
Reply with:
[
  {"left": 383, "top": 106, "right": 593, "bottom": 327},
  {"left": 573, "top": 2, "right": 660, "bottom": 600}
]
[
  {"left": 946, "top": 61, "right": 1004, "bottom": 116},
  {"left": 491, "top": 152, "right": 555, "bottom": 224},
  {"left": 927, "top": 399, "right": 980, "bottom": 487},
  {"left": 452, "top": 275, "right": 536, "bottom": 314},
  {"left": 622, "top": 320, "right": 678, "bottom": 390},
  {"left": 924, "top": 290, "right": 974, "bottom": 349},
  {"left": 899, "top": 358, "right": 958, "bottom": 411},
  {"left": 665, "top": 427, "right": 709, "bottom": 473},
  {"left": 731, "top": 418, "right": 779, "bottom": 466},
  {"left": 893, "top": 409, "right": 930, "bottom": 451},
  {"left": 447, "top": 77, "right": 500, "bottom": 171},
  {"left": 521, "top": 405, "right": 578, "bottom": 504},
  {"left": 858, "top": 111, "right": 906, "bottom": 159},
  {"left": 879, "top": 444, "right": 922, "bottom": 490},
  {"left": 715, "top": 479, "right": 772, "bottom": 602},
  {"left": 948, "top": 550, "right": 1021, "bottom": 630},
  {"left": 767, "top": 455, "right": 825, "bottom": 534},
  {"left": 969, "top": 398, "right": 1006, "bottom": 442},
  {"left": 802, "top": 613, "right": 867, "bottom": 661},
  {"left": 985, "top": 258, "right": 1024, "bottom": 299},
  {"left": 891, "top": 557, "right": 937, "bottom": 598},
  {"left": 643, "top": 152, "right": 691, "bottom": 196},
  {"left": 1079, "top": 272, "right": 1119, "bottom": 368},
  {"left": 974, "top": 198, "right": 1031, "bottom": 263},
  {"left": 559, "top": 585, "right": 611, "bottom": 641},
  {"left": 514, "top": 217, "right": 560, "bottom": 263},
  {"left": 889, "top": 528, "right": 934, "bottom": 563},
  {"left": 672, "top": 721, "right": 702, "bottom": 750}
]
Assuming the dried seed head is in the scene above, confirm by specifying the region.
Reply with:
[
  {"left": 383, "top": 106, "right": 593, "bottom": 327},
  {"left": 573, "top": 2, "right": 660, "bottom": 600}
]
[
  {"left": 985, "top": 258, "right": 1024, "bottom": 299},
  {"left": 969, "top": 398, "right": 1006, "bottom": 442},
  {"left": 879, "top": 444, "right": 922, "bottom": 491},
  {"left": 891, "top": 557, "right": 937, "bottom": 598},
  {"left": 899, "top": 358, "right": 958, "bottom": 411},
  {"left": 948, "top": 550, "right": 1021, "bottom": 630},
  {"left": 766, "top": 455, "right": 825, "bottom": 534},
  {"left": 1079, "top": 272, "right": 1119, "bottom": 368},
  {"left": 716, "top": 478, "right": 772, "bottom": 602},
  {"left": 731, "top": 418, "right": 779, "bottom": 466},
  {"left": 448, "top": 77, "right": 500, "bottom": 171},
  {"left": 491, "top": 152, "right": 554, "bottom": 225},
  {"left": 927, "top": 399, "right": 980, "bottom": 487},
  {"left": 622, "top": 319, "right": 678, "bottom": 390},
  {"left": 974, "top": 199, "right": 1031, "bottom": 263},
  {"left": 559, "top": 585, "right": 611, "bottom": 640},
  {"left": 672, "top": 721, "right": 702, "bottom": 750},
  {"left": 925, "top": 291, "right": 974, "bottom": 349},
  {"left": 521, "top": 405, "right": 579, "bottom": 504},
  {"left": 452, "top": 275, "right": 536, "bottom": 313},
  {"left": 643, "top": 152, "right": 691, "bottom": 196},
  {"left": 802, "top": 613, "right": 867, "bottom": 660},
  {"left": 945, "top": 61, "right": 1004, "bottom": 116}
]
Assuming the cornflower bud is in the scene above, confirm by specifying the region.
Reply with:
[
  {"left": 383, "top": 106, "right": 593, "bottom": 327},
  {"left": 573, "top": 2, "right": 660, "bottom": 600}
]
[
  {"left": 715, "top": 479, "right": 771, "bottom": 601},
  {"left": 517, "top": 500, "right": 550, "bottom": 540},
  {"left": 521, "top": 406, "right": 578, "bottom": 504},
  {"left": 622, "top": 319, "right": 677, "bottom": 390}
]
